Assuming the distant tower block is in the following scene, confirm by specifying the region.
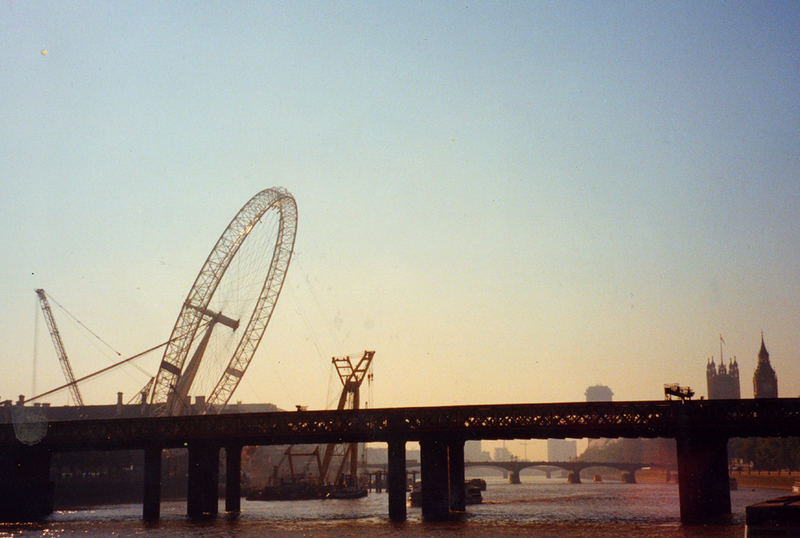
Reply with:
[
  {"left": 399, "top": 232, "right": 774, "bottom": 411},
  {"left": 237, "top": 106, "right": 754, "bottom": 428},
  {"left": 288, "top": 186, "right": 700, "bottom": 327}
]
[
  {"left": 547, "top": 439, "right": 577, "bottom": 462},
  {"left": 753, "top": 334, "right": 778, "bottom": 398},
  {"left": 584, "top": 385, "right": 614, "bottom": 452},
  {"left": 585, "top": 385, "right": 613, "bottom": 402},
  {"left": 464, "top": 441, "right": 485, "bottom": 462}
]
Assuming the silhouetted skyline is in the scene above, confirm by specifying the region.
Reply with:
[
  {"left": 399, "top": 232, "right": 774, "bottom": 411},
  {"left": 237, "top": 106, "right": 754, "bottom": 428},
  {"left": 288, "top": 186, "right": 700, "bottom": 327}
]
[{"left": 1, "top": 3, "right": 798, "bottom": 462}]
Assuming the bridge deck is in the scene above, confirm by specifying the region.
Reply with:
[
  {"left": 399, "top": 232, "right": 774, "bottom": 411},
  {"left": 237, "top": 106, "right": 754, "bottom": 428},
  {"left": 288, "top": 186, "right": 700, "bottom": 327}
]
[{"left": 2, "top": 398, "right": 799, "bottom": 451}]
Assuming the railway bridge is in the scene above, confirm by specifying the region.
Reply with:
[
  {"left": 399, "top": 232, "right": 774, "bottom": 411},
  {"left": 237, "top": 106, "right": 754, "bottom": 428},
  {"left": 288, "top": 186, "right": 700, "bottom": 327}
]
[{"left": 1, "top": 398, "right": 799, "bottom": 525}]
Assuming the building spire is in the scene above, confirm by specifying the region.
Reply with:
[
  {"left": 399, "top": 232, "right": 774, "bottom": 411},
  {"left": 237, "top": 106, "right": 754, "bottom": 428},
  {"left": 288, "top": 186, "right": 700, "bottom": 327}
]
[{"left": 754, "top": 332, "right": 777, "bottom": 398}]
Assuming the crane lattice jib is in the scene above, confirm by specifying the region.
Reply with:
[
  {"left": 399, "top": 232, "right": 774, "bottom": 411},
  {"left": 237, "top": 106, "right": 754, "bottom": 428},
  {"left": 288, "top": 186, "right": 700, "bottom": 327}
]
[
  {"left": 35, "top": 289, "right": 84, "bottom": 407},
  {"left": 332, "top": 351, "right": 374, "bottom": 388},
  {"left": 319, "top": 350, "right": 374, "bottom": 484},
  {"left": 149, "top": 188, "right": 297, "bottom": 414}
]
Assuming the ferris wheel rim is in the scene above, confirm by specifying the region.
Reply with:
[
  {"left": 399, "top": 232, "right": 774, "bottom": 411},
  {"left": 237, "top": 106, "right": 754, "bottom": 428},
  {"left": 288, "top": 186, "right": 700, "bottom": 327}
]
[{"left": 149, "top": 187, "right": 297, "bottom": 414}]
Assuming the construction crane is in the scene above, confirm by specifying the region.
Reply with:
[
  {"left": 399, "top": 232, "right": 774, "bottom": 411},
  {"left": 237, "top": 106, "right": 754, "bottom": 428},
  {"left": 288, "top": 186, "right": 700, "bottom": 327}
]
[
  {"left": 127, "top": 376, "right": 155, "bottom": 405},
  {"left": 319, "top": 350, "right": 375, "bottom": 487},
  {"left": 34, "top": 289, "right": 83, "bottom": 407},
  {"left": 664, "top": 383, "right": 694, "bottom": 402},
  {"left": 279, "top": 446, "right": 323, "bottom": 484}
]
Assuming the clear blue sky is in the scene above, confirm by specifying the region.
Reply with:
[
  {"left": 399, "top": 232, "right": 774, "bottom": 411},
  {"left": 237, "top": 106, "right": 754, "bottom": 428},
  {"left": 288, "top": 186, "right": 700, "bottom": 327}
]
[{"left": 2, "top": 1, "right": 799, "bottom": 455}]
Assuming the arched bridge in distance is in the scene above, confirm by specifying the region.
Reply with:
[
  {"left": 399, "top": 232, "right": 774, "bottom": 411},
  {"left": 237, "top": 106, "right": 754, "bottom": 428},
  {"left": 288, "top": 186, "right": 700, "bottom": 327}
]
[
  {"left": 361, "top": 459, "right": 657, "bottom": 484},
  {"left": 463, "top": 460, "right": 652, "bottom": 484}
]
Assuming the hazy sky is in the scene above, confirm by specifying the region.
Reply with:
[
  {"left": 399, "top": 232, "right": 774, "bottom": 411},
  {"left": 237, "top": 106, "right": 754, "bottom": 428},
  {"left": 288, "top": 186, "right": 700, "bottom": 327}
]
[{"left": 1, "top": 2, "right": 798, "bottom": 456}]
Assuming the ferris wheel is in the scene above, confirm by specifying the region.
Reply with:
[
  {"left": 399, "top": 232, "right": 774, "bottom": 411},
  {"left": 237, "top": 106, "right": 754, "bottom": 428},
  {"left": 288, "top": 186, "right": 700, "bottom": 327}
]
[{"left": 149, "top": 187, "right": 297, "bottom": 415}]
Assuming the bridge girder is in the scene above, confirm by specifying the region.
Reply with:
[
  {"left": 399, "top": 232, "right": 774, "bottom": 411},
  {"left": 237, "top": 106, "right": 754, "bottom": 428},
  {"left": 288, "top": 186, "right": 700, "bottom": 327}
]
[{"left": 2, "top": 398, "right": 800, "bottom": 451}]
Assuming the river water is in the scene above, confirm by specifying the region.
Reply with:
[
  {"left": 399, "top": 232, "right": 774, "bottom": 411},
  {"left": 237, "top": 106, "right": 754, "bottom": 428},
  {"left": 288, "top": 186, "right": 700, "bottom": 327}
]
[{"left": 0, "top": 476, "right": 781, "bottom": 536}]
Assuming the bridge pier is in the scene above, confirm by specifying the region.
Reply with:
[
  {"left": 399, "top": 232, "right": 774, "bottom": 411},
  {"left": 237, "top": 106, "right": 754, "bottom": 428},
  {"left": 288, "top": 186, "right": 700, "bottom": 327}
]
[
  {"left": 448, "top": 439, "right": 465, "bottom": 512},
  {"left": 676, "top": 433, "right": 730, "bottom": 524},
  {"left": 418, "top": 437, "right": 468, "bottom": 520},
  {"left": 420, "top": 438, "right": 450, "bottom": 521},
  {"left": 187, "top": 442, "right": 219, "bottom": 519},
  {"left": 224, "top": 444, "right": 241, "bottom": 513},
  {"left": 509, "top": 469, "right": 521, "bottom": 484},
  {"left": 567, "top": 470, "right": 581, "bottom": 484},
  {"left": 143, "top": 446, "right": 161, "bottom": 522},
  {"left": 621, "top": 471, "right": 636, "bottom": 484},
  {"left": 387, "top": 439, "right": 407, "bottom": 522},
  {"left": 0, "top": 446, "right": 53, "bottom": 522}
]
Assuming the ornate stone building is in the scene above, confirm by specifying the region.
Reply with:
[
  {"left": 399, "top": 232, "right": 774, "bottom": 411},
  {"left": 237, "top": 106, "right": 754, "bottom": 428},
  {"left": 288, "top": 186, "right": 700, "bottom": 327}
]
[
  {"left": 706, "top": 356, "right": 741, "bottom": 399},
  {"left": 753, "top": 334, "right": 778, "bottom": 398}
]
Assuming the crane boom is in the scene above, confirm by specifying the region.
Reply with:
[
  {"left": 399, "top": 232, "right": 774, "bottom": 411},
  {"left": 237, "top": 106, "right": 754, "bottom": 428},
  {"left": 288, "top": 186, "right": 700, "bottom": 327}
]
[
  {"left": 34, "top": 289, "right": 84, "bottom": 407},
  {"left": 319, "top": 350, "right": 375, "bottom": 485}
]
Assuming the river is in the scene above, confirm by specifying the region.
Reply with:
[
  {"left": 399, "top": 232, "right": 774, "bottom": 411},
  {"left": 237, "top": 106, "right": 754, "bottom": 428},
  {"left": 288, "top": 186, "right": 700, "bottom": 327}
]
[{"left": 0, "top": 476, "right": 781, "bottom": 536}]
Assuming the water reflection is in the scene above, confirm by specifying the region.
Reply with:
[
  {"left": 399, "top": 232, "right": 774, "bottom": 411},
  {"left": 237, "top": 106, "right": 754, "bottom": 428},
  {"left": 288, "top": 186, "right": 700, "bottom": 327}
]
[{"left": 2, "top": 475, "right": 785, "bottom": 537}]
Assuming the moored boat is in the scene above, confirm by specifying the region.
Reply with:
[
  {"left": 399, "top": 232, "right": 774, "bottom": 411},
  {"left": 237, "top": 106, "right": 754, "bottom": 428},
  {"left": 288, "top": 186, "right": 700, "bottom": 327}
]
[
  {"left": 465, "top": 483, "right": 482, "bottom": 505},
  {"left": 408, "top": 481, "right": 482, "bottom": 507},
  {"left": 746, "top": 494, "right": 800, "bottom": 536},
  {"left": 327, "top": 486, "right": 368, "bottom": 499},
  {"left": 409, "top": 482, "right": 422, "bottom": 507},
  {"left": 467, "top": 478, "right": 487, "bottom": 491},
  {"left": 246, "top": 481, "right": 328, "bottom": 501}
]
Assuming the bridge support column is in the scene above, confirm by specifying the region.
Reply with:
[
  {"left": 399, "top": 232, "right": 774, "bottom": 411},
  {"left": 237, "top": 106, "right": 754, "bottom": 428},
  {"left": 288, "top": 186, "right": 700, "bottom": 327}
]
[
  {"left": 509, "top": 469, "right": 521, "bottom": 484},
  {"left": 420, "top": 438, "right": 450, "bottom": 521},
  {"left": 545, "top": 470, "right": 551, "bottom": 479},
  {"left": 621, "top": 471, "right": 636, "bottom": 484},
  {"left": 387, "top": 439, "right": 407, "bottom": 522},
  {"left": 0, "top": 446, "right": 53, "bottom": 522},
  {"left": 225, "top": 445, "right": 241, "bottom": 514},
  {"left": 187, "top": 442, "right": 219, "bottom": 519},
  {"left": 143, "top": 446, "right": 161, "bottom": 522},
  {"left": 676, "top": 434, "right": 730, "bottom": 524},
  {"left": 567, "top": 470, "right": 581, "bottom": 484},
  {"left": 448, "top": 439, "right": 465, "bottom": 512}
]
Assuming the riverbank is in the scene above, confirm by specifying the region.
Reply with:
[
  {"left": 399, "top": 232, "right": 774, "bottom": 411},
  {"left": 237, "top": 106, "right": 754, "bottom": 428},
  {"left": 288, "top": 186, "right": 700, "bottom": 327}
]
[
  {"left": 731, "top": 469, "right": 797, "bottom": 491},
  {"left": 635, "top": 467, "right": 796, "bottom": 490},
  {"left": 635, "top": 468, "right": 676, "bottom": 484}
]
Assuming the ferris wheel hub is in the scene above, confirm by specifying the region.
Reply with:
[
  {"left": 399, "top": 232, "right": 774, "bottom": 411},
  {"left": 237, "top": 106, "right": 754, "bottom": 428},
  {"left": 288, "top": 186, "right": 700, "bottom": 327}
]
[{"left": 187, "top": 304, "right": 240, "bottom": 331}]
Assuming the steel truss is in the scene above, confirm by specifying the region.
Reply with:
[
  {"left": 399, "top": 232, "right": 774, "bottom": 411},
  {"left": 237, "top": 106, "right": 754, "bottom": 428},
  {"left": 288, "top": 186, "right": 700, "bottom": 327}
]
[{"left": 6, "top": 399, "right": 800, "bottom": 451}]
